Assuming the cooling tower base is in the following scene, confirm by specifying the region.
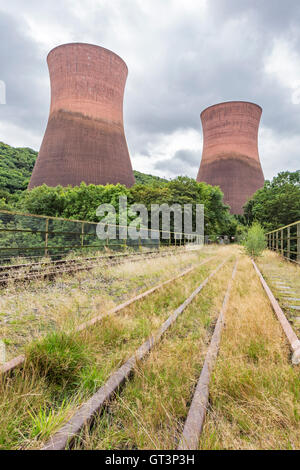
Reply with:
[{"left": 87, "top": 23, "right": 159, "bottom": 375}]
[{"left": 197, "top": 153, "right": 264, "bottom": 214}]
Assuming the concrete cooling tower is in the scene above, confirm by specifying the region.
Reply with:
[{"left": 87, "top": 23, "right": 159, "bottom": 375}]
[
  {"left": 29, "top": 43, "right": 135, "bottom": 189},
  {"left": 196, "top": 101, "right": 264, "bottom": 214}
]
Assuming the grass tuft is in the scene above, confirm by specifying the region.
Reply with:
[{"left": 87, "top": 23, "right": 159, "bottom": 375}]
[{"left": 26, "top": 331, "right": 92, "bottom": 390}]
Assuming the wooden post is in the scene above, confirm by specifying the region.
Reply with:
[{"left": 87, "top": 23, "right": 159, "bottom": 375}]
[
  {"left": 297, "top": 223, "right": 300, "bottom": 263},
  {"left": 281, "top": 229, "right": 284, "bottom": 257},
  {"left": 81, "top": 222, "right": 85, "bottom": 249},
  {"left": 287, "top": 227, "right": 291, "bottom": 260},
  {"left": 276, "top": 231, "right": 279, "bottom": 252},
  {"left": 45, "top": 218, "right": 49, "bottom": 257}
]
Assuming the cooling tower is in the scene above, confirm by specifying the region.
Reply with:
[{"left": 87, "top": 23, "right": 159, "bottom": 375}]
[
  {"left": 29, "top": 43, "right": 135, "bottom": 189},
  {"left": 196, "top": 101, "right": 264, "bottom": 214}
]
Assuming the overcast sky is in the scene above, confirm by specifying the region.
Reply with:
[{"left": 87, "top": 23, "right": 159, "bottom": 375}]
[{"left": 0, "top": 0, "right": 299, "bottom": 180}]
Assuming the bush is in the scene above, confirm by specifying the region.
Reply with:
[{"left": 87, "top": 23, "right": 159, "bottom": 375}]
[{"left": 244, "top": 222, "right": 266, "bottom": 258}]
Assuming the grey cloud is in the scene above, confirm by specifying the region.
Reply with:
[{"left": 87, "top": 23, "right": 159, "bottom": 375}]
[
  {"left": 0, "top": 0, "right": 299, "bottom": 178},
  {"left": 154, "top": 149, "right": 200, "bottom": 177},
  {"left": 0, "top": 10, "right": 48, "bottom": 138}
]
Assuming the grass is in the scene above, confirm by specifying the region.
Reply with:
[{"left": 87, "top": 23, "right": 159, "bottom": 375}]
[
  {"left": 199, "top": 255, "right": 300, "bottom": 450},
  {"left": 0, "top": 247, "right": 212, "bottom": 360},
  {"left": 0, "top": 246, "right": 224, "bottom": 449},
  {"left": 72, "top": 254, "right": 236, "bottom": 449},
  {"left": 257, "top": 250, "right": 300, "bottom": 336},
  {"left": 2, "top": 245, "right": 297, "bottom": 450}
]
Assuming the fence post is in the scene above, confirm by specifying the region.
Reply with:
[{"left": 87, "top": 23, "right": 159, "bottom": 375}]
[
  {"left": 297, "top": 222, "right": 300, "bottom": 263},
  {"left": 276, "top": 231, "right": 279, "bottom": 252},
  {"left": 81, "top": 222, "right": 85, "bottom": 249},
  {"left": 287, "top": 227, "right": 291, "bottom": 260},
  {"left": 281, "top": 229, "right": 284, "bottom": 257},
  {"left": 45, "top": 218, "right": 49, "bottom": 257}
]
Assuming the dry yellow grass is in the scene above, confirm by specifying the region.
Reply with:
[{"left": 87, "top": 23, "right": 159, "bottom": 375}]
[
  {"left": 3, "top": 245, "right": 296, "bottom": 451},
  {"left": 0, "top": 247, "right": 214, "bottom": 360},
  {"left": 74, "top": 251, "right": 237, "bottom": 449},
  {"left": 200, "top": 254, "right": 300, "bottom": 450},
  {"left": 0, "top": 247, "right": 227, "bottom": 450},
  {"left": 257, "top": 250, "right": 300, "bottom": 336}
]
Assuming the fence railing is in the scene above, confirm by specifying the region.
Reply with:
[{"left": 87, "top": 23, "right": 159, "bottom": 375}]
[
  {"left": 0, "top": 209, "right": 203, "bottom": 263},
  {"left": 266, "top": 220, "right": 300, "bottom": 264}
]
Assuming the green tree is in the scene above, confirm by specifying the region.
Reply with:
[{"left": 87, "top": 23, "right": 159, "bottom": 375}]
[
  {"left": 244, "top": 222, "right": 266, "bottom": 257},
  {"left": 244, "top": 171, "right": 300, "bottom": 230}
]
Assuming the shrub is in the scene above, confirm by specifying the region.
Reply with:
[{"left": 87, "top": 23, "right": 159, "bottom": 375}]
[{"left": 244, "top": 222, "right": 266, "bottom": 258}]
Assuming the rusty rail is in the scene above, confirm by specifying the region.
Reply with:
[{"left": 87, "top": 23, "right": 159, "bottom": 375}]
[
  {"left": 177, "top": 260, "right": 238, "bottom": 450},
  {"left": 41, "top": 257, "right": 229, "bottom": 450},
  {"left": 0, "top": 256, "right": 214, "bottom": 376},
  {"left": 252, "top": 259, "right": 300, "bottom": 365}
]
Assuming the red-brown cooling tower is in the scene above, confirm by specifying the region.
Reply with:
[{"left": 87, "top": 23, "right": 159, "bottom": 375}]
[
  {"left": 196, "top": 101, "right": 264, "bottom": 214},
  {"left": 29, "top": 43, "right": 135, "bottom": 189}
]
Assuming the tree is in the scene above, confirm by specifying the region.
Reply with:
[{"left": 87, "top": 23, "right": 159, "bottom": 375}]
[
  {"left": 244, "top": 222, "right": 266, "bottom": 257},
  {"left": 244, "top": 170, "right": 300, "bottom": 230}
]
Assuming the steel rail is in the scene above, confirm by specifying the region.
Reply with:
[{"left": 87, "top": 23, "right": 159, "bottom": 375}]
[
  {"left": 41, "top": 256, "right": 229, "bottom": 450},
  {"left": 177, "top": 260, "right": 238, "bottom": 450},
  {"left": 252, "top": 259, "right": 300, "bottom": 365},
  {"left": 0, "top": 256, "right": 214, "bottom": 376}
]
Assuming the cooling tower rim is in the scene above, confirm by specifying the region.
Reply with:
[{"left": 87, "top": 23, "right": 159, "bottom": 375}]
[
  {"left": 47, "top": 42, "right": 128, "bottom": 71},
  {"left": 200, "top": 100, "right": 262, "bottom": 118}
]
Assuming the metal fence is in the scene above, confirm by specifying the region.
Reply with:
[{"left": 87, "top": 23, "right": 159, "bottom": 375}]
[
  {"left": 0, "top": 209, "right": 203, "bottom": 263},
  {"left": 266, "top": 220, "right": 300, "bottom": 264}
]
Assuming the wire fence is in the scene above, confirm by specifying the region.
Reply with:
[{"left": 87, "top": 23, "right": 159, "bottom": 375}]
[
  {"left": 266, "top": 220, "right": 300, "bottom": 264},
  {"left": 0, "top": 209, "right": 203, "bottom": 264}
]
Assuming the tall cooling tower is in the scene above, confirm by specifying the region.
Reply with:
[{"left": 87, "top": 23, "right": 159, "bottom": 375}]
[
  {"left": 196, "top": 101, "right": 264, "bottom": 214},
  {"left": 29, "top": 43, "right": 135, "bottom": 189}
]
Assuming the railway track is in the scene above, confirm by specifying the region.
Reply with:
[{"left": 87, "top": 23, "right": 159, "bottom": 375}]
[
  {"left": 41, "top": 254, "right": 300, "bottom": 451},
  {"left": 0, "top": 253, "right": 214, "bottom": 376},
  {"left": 0, "top": 248, "right": 186, "bottom": 286},
  {"left": 1, "top": 249, "right": 299, "bottom": 450},
  {"left": 41, "top": 256, "right": 231, "bottom": 450}
]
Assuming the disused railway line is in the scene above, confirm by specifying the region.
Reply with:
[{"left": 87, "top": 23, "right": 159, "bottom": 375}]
[
  {"left": 1, "top": 248, "right": 299, "bottom": 451},
  {"left": 0, "top": 253, "right": 214, "bottom": 376},
  {"left": 41, "top": 256, "right": 230, "bottom": 450},
  {"left": 40, "top": 254, "right": 300, "bottom": 451}
]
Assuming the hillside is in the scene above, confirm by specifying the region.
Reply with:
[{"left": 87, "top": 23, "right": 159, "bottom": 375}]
[
  {"left": 0, "top": 142, "right": 37, "bottom": 195},
  {"left": 133, "top": 170, "right": 168, "bottom": 185}
]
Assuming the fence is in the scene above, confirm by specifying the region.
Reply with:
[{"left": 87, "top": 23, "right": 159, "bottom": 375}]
[
  {"left": 266, "top": 220, "right": 300, "bottom": 264},
  {"left": 0, "top": 209, "right": 203, "bottom": 263}
]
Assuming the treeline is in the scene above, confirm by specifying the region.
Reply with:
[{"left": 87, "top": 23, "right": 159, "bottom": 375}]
[
  {"left": 0, "top": 141, "right": 299, "bottom": 237},
  {"left": 0, "top": 141, "right": 236, "bottom": 238},
  {"left": 243, "top": 170, "right": 300, "bottom": 231},
  {"left": 5, "top": 178, "right": 235, "bottom": 238}
]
